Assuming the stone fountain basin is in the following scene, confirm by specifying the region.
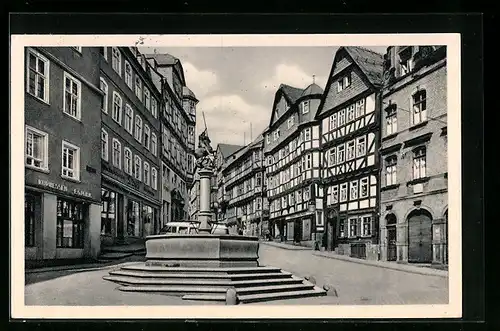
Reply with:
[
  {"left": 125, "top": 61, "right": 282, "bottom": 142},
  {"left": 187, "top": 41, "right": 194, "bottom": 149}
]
[{"left": 144, "top": 234, "right": 260, "bottom": 268}]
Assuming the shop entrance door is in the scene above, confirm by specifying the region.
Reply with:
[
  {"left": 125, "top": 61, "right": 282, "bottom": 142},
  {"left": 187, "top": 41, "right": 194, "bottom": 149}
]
[{"left": 387, "top": 226, "right": 397, "bottom": 261}]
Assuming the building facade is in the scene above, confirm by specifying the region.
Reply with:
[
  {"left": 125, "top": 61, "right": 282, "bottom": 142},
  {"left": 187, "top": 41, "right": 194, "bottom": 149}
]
[
  {"left": 264, "top": 83, "right": 324, "bottom": 247},
  {"left": 25, "top": 47, "right": 103, "bottom": 262},
  {"left": 223, "top": 135, "right": 268, "bottom": 236},
  {"left": 315, "top": 47, "right": 384, "bottom": 260},
  {"left": 99, "top": 47, "right": 162, "bottom": 245},
  {"left": 144, "top": 53, "right": 197, "bottom": 228},
  {"left": 379, "top": 46, "right": 448, "bottom": 265},
  {"left": 214, "top": 143, "right": 244, "bottom": 224}
]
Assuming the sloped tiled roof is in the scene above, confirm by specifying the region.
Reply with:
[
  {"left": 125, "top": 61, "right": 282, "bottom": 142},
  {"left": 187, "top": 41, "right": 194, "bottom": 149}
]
[
  {"left": 222, "top": 133, "right": 264, "bottom": 169},
  {"left": 218, "top": 144, "right": 244, "bottom": 159},
  {"left": 344, "top": 46, "right": 384, "bottom": 87},
  {"left": 280, "top": 84, "right": 304, "bottom": 104},
  {"left": 183, "top": 86, "right": 197, "bottom": 100},
  {"left": 144, "top": 53, "right": 179, "bottom": 66},
  {"left": 301, "top": 83, "right": 324, "bottom": 98}
]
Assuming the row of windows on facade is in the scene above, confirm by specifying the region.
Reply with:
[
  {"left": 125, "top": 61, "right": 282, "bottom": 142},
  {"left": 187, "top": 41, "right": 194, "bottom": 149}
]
[
  {"left": 107, "top": 47, "right": 160, "bottom": 118},
  {"left": 384, "top": 90, "right": 428, "bottom": 136},
  {"left": 107, "top": 46, "right": 194, "bottom": 154},
  {"left": 162, "top": 164, "right": 188, "bottom": 197},
  {"left": 338, "top": 215, "right": 373, "bottom": 238},
  {"left": 269, "top": 186, "right": 311, "bottom": 213},
  {"left": 162, "top": 128, "right": 194, "bottom": 175},
  {"left": 325, "top": 98, "right": 366, "bottom": 133},
  {"left": 225, "top": 197, "right": 264, "bottom": 218},
  {"left": 100, "top": 77, "right": 159, "bottom": 157},
  {"left": 267, "top": 100, "right": 314, "bottom": 144},
  {"left": 266, "top": 127, "right": 315, "bottom": 167},
  {"left": 325, "top": 176, "right": 371, "bottom": 205},
  {"left": 28, "top": 49, "right": 87, "bottom": 123},
  {"left": 227, "top": 151, "right": 262, "bottom": 179},
  {"left": 101, "top": 130, "right": 158, "bottom": 190},
  {"left": 326, "top": 135, "right": 368, "bottom": 167},
  {"left": 25, "top": 194, "right": 85, "bottom": 248},
  {"left": 267, "top": 153, "right": 313, "bottom": 190},
  {"left": 384, "top": 147, "right": 427, "bottom": 186},
  {"left": 227, "top": 172, "right": 264, "bottom": 199},
  {"left": 26, "top": 126, "right": 83, "bottom": 181}
]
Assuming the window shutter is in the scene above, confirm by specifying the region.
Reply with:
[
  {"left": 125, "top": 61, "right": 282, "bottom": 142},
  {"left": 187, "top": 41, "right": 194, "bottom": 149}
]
[{"left": 356, "top": 217, "right": 362, "bottom": 236}]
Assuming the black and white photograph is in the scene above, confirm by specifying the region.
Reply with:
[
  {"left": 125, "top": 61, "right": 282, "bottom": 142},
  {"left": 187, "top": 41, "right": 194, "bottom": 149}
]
[{"left": 10, "top": 33, "right": 462, "bottom": 319}]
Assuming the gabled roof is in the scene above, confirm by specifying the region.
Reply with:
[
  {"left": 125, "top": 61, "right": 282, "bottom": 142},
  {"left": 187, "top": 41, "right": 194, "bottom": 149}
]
[
  {"left": 217, "top": 144, "right": 244, "bottom": 159},
  {"left": 343, "top": 46, "right": 384, "bottom": 86},
  {"left": 268, "top": 84, "right": 304, "bottom": 126},
  {"left": 316, "top": 46, "right": 384, "bottom": 118},
  {"left": 222, "top": 133, "right": 264, "bottom": 170},
  {"left": 280, "top": 84, "right": 304, "bottom": 104}
]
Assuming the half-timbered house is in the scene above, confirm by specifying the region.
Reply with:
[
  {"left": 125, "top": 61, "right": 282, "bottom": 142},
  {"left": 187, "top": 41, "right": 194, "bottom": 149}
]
[
  {"left": 315, "top": 47, "right": 384, "bottom": 260},
  {"left": 263, "top": 83, "right": 324, "bottom": 247}
]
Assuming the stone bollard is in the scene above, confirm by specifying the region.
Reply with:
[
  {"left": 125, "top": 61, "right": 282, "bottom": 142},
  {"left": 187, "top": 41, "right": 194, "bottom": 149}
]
[
  {"left": 323, "top": 284, "right": 338, "bottom": 297},
  {"left": 225, "top": 287, "right": 239, "bottom": 305}
]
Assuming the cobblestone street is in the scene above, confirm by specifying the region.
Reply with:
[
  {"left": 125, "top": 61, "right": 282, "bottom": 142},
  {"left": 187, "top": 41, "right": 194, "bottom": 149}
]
[{"left": 25, "top": 244, "right": 448, "bottom": 306}]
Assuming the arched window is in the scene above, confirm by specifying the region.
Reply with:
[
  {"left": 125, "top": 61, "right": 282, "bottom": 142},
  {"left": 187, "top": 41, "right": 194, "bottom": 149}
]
[
  {"left": 111, "top": 47, "right": 121, "bottom": 76},
  {"left": 151, "top": 133, "right": 157, "bottom": 156},
  {"left": 134, "top": 155, "right": 142, "bottom": 180},
  {"left": 112, "top": 138, "right": 121, "bottom": 169},
  {"left": 134, "top": 116, "right": 143, "bottom": 142},
  {"left": 124, "top": 147, "right": 132, "bottom": 174},
  {"left": 124, "top": 104, "right": 133, "bottom": 134},
  {"left": 144, "top": 124, "right": 150, "bottom": 150},
  {"left": 112, "top": 92, "right": 122, "bottom": 124}
]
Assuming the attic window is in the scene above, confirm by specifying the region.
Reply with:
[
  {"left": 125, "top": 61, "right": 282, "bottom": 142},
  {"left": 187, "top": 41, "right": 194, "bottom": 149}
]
[
  {"left": 399, "top": 47, "right": 414, "bottom": 76},
  {"left": 302, "top": 101, "right": 310, "bottom": 114},
  {"left": 337, "top": 73, "right": 352, "bottom": 92}
]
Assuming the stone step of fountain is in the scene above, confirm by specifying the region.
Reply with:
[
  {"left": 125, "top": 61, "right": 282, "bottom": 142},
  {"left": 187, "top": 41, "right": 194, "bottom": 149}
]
[
  {"left": 108, "top": 269, "right": 293, "bottom": 280},
  {"left": 117, "top": 283, "right": 316, "bottom": 297},
  {"left": 182, "top": 287, "right": 327, "bottom": 303},
  {"left": 121, "top": 264, "right": 282, "bottom": 274},
  {"left": 103, "top": 275, "right": 304, "bottom": 287}
]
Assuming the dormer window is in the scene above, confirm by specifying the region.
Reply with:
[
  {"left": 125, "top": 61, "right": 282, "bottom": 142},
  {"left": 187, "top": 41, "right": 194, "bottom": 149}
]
[
  {"left": 337, "top": 73, "right": 352, "bottom": 92},
  {"left": 302, "top": 101, "right": 310, "bottom": 114},
  {"left": 399, "top": 46, "right": 414, "bottom": 76},
  {"left": 287, "top": 116, "right": 294, "bottom": 129}
]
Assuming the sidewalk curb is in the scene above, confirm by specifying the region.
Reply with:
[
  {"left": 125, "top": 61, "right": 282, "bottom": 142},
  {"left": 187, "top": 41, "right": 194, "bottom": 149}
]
[
  {"left": 260, "top": 241, "right": 312, "bottom": 251},
  {"left": 25, "top": 261, "right": 140, "bottom": 274},
  {"left": 312, "top": 252, "right": 448, "bottom": 278}
]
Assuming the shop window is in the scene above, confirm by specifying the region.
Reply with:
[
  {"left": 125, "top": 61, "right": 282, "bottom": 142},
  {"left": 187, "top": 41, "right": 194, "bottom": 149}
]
[
  {"left": 56, "top": 198, "right": 85, "bottom": 248},
  {"left": 127, "top": 200, "right": 141, "bottom": 237},
  {"left": 100, "top": 188, "right": 116, "bottom": 235},
  {"left": 142, "top": 205, "right": 155, "bottom": 236},
  {"left": 25, "top": 193, "right": 38, "bottom": 247}
]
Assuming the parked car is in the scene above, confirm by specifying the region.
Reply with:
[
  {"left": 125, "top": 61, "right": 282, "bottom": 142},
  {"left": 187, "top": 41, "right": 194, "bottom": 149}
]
[
  {"left": 211, "top": 222, "right": 229, "bottom": 235},
  {"left": 159, "top": 221, "right": 199, "bottom": 235}
]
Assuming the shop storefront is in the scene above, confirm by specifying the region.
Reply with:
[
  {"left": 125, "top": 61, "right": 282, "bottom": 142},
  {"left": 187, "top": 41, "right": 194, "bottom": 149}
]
[
  {"left": 101, "top": 176, "right": 161, "bottom": 245},
  {"left": 25, "top": 182, "right": 101, "bottom": 263}
]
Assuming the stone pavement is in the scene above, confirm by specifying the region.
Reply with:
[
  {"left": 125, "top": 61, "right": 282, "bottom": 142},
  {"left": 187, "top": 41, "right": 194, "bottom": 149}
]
[
  {"left": 260, "top": 241, "right": 312, "bottom": 250},
  {"left": 25, "top": 244, "right": 448, "bottom": 306}
]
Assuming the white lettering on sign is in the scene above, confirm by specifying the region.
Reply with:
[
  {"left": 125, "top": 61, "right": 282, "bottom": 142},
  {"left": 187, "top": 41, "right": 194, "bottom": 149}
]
[
  {"left": 37, "top": 179, "right": 92, "bottom": 198},
  {"left": 73, "top": 189, "right": 92, "bottom": 198},
  {"left": 37, "top": 179, "right": 68, "bottom": 192}
]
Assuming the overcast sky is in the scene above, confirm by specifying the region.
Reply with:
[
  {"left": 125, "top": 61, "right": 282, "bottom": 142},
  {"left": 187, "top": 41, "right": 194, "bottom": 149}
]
[{"left": 140, "top": 46, "right": 387, "bottom": 148}]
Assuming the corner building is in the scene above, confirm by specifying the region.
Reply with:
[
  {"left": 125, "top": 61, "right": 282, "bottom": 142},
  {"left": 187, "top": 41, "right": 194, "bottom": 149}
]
[
  {"left": 379, "top": 46, "right": 448, "bottom": 265},
  {"left": 315, "top": 47, "right": 384, "bottom": 260},
  {"left": 25, "top": 47, "right": 103, "bottom": 262},
  {"left": 99, "top": 47, "right": 162, "bottom": 245},
  {"left": 264, "top": 83, "right": 324, "bottom": 247}
]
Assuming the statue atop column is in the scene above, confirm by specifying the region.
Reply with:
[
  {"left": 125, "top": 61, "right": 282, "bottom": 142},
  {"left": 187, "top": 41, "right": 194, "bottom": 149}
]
[{"left": 194, "top": 114, "right": 215, "bottom": 171}]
